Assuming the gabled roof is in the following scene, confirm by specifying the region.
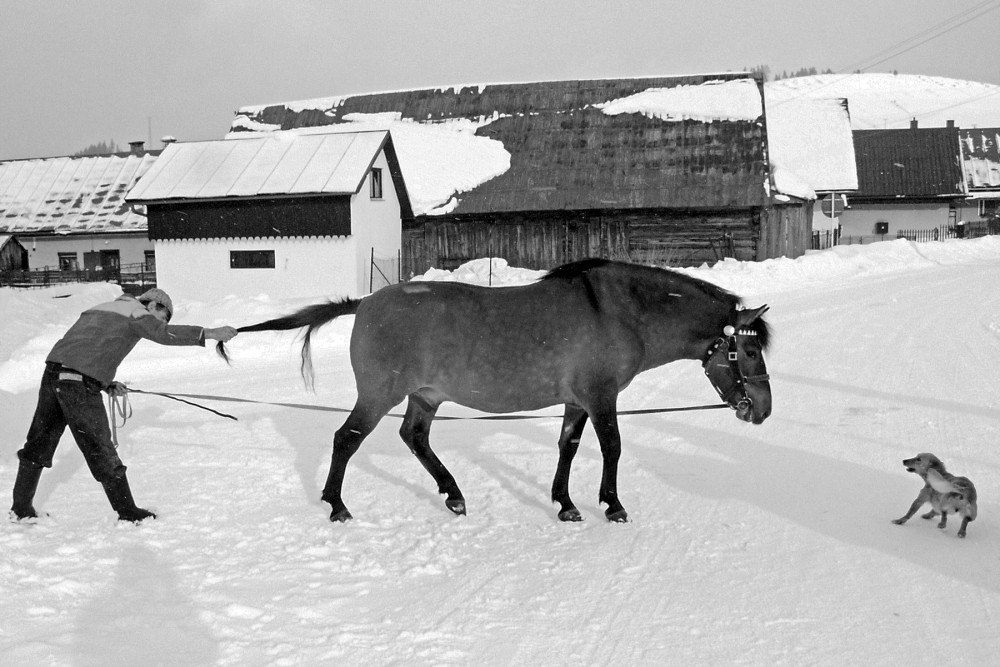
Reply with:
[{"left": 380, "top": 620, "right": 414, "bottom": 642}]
[
  {"left": 0, "top": 153, "right": 158, "bottom": 235},
  {"left": 230, "top": 73, "right": 770, "bottom": 215},
  {"left": 852, "top": 127, "right": 964, "bottom": 199},
  {"left": 958, "top": 128, "right": 1000, "bottom": 192},
  {"left": 126, "top": 130, "right": 405, "bottom": 204}
]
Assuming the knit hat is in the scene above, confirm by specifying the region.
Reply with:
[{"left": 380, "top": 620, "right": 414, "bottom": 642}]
[{"left": 137, "top": 288, "right": 173, "bottom": 321}]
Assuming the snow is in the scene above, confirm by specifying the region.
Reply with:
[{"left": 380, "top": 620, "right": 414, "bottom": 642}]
[
  {"left": 597, "top": 79, "right": 762, "bottom": 122},
  {"left": 225, "top": 119, "right": 511, "bottom": 217},
  {"left": 766, "top": 73, "right": 1000, "bottom": 129},
  {"left": 4, "top": 237, "right": 1000, "bottom": 664}
]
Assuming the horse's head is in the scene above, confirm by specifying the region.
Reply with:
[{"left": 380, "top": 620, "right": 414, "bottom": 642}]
[{"left": 703, "top": 305, "right": 771, "bottom": 424}]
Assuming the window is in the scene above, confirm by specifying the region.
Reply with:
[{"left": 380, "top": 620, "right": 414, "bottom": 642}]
[
  {"left": 144, "top": 251, "right": 156, "bottom": 272},
  {"left": 370, "top": 167, "right": 383, "bottom": 199},
  {"left": 58, "top": 252, "right": 78, "bottom": 271},
  {"left": 980, "top": 200, "right": 1000, "bottom": 218},
  {"left": 230, "top": 250, "right": 275, "bottom": 269}
]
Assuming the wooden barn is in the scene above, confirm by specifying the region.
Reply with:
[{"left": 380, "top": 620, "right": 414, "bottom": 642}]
[
  {"left": 232, "top": 73, "right": 809, "bottom": 275},
  {"left": 0, "top": 234, "right": 28, "bottom": 271},
  {"left": 125, "top": 129, "right": 411, "bottom": 302}
]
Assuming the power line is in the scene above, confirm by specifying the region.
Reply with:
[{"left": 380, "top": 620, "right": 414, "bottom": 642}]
[{"left": 772, "top": 0, "right": 1000, "bottom": 107}]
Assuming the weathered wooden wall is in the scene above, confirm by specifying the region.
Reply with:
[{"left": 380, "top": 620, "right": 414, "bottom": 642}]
[
  {"left": 401, "top": 207, "right": 805, "bottom": 277},
  {"left": 757, "top": 201, "right": 813, "bottom": 262}
]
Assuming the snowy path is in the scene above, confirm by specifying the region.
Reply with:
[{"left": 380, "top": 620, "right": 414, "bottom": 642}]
[{"left": 2, "top": 239, "right": 1000, "bottom": 665}]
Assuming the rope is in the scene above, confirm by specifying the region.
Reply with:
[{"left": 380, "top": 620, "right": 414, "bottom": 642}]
[
  {"left": 118, "top": 387, "right": 729, "bottom": 421},
  {"left": 107, "top": 387, "right": 132, "bottom": 448}
]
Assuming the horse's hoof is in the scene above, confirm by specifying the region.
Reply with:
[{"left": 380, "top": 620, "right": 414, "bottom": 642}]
[
  {"left": 329, "top": 508, "right": 353, "bottom": 522},
  {"left": 605, "top": 508, "right": 629, "bottom": 523},
  {"left": 558, "top": 509, "right": 583, "bottom": 522},
  {"left": 446, "top": 499, "right": 467, "bottom": 516}
]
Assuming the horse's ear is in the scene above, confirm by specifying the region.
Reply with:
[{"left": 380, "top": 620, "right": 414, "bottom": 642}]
[{"left": 735, "top": 305, "right": 769, "bottom": 327}]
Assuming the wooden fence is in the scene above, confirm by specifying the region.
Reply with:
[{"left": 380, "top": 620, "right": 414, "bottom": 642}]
[{"left": 0, "top": 263, "right": 157, "bottom": 295}]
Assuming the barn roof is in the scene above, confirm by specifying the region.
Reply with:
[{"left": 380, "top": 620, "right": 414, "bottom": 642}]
[
  {"left": 126, "top": 130, "right": 408, "bottom": 209},
  {"left": 958, "top": 127, "right": 1000, "bottom": 194},
  {"left": 0, "top": 152, "right": 158, "bottom": 235},
  {"left": 229, "top": 73, "right": 770, "bottom": 215},
  {"left": 852, "top": 127, "right": 964, "bottom": 199}
]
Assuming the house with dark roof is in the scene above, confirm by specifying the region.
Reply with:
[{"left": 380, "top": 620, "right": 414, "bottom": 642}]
[
  {"left": 231, "top": 73, "right": 813, "bottom": 274},
  {"left": 0, "top": 143, "right": 159, "bottom": 273},
  {"left": 840, "top": 122, "right": 965, "bottom": 241},
  {"left": 125, "top": 129, "right": 410, "bottom": 301}
]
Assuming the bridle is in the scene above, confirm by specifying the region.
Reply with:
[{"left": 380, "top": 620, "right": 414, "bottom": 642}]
[{"left": 702, "top": 325, "right": 770, "bottom": 414}]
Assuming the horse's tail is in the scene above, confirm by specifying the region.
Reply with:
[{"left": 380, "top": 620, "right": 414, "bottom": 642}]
[{"left": 216, "top": 298, "right": 363, "bottom": 387}]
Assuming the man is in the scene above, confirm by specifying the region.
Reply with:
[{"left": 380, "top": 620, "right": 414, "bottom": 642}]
[{"left": 10, "top": 288, "right": 238, "bottom": 523}]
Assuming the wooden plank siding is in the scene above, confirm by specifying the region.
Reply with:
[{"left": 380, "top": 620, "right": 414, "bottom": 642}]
[{"left": 401, "top": 207, "right": 789, "bottom": 276}]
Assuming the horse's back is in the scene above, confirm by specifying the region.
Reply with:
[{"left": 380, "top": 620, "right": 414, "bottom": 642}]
[{"left": 350, "top": 279, "right": 636, "bottom": 412}]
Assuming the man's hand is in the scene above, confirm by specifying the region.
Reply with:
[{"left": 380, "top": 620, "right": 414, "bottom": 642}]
[
  {"left": 204, "top": 326, "right": 238, "bottom": 342},
  {"left": 106, "top": 381, "right": 128, "bottom": 398}
]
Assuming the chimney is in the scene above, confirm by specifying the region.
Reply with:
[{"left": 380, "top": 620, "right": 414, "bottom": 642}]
[
  {"left": 129, "top": 141, "right": 145, "bottom": 156},
  {"left": 161, "top": 135, "right": 177, "bottom": 147},
  {"left": 910, "top": 119, "right": 918, "bottom": 130},
  {"left": 946, "top": 119, "right": 955, "bottom": 128}
]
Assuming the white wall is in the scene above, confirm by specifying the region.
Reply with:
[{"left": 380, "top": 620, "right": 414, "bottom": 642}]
[
  {"left": 155, "top": 236, "right": 359, "bottom": 304},
  {"left": 838, "top": 202, "right": 953, "bottom": 241},
  {"left": 350, "top": 150, "right": 403, "bottom": 292},
  {"left": 19, "top": 233, "right": 153, "bottom": 270}
]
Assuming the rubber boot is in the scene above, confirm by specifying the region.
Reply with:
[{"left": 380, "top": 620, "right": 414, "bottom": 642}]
[
  {"left": 11, "top": 460, "right": 43, "bottom": 520},
  {"left": 102, "top": 473, "right": 156, "bottom": 523}
]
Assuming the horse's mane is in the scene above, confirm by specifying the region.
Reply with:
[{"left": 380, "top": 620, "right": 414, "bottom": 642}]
[
  {"left": 542, "top": 258, "right": 770, "bottom": 351},
  {"left": 542, "top": 258, "right": 737, "bottom": 303}
]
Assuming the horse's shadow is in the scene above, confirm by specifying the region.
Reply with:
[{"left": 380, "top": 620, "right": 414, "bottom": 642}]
[{"left": 625, "top": 417, "right": 999, "bottom": 593}]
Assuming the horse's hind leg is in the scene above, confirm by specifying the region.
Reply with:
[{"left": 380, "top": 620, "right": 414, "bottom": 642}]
[
  {"left": 587, "top": 397, "right": 628, "bottom": 523},
  {"left": 321, "top": 401, "right": 389, "bottom": 522},
  {"left": 551, "top": 404, "right": 589, "bottom": 522},
  {"left": 399, "top": 394, "right": 466, "bottom": 516}
]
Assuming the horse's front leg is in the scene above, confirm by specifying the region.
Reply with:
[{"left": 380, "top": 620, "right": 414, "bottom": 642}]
[
  {"left": 587, "top": 397, "right": 627, "bottom": 523},
  {"left": 551, "top": 404, "right": 589, "bottom": 522}
]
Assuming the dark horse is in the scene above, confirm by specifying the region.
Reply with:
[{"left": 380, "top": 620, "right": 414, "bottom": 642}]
[{"left": 223, "top": 258, "right": 771, "bottom": 523}]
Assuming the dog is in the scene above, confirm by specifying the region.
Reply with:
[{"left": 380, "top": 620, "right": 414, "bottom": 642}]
[{"left": 892, "top": 453, "right": 977, "bottom": 538}]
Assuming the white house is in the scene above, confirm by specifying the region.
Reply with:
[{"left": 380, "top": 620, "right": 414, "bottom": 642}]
[
  {"left": 125, "top": 129, "right": 412, "bottom": 303},
  {"left": 0, "top": 145, "right": 158, "bottom": 272}
]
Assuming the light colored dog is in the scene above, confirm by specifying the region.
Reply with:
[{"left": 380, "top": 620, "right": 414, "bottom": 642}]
[{"left": 892, "top": 453, "right": 977, "bottom": 538}]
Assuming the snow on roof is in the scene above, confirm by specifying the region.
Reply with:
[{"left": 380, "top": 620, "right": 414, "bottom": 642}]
[
  {"left": 127, "top": 130, "right": 395, "bottom": 202},
  {"left": 228, "top": 115, "right": 512, "bottom": 217},
  {"left": 597, "top": 79, "right": 763, "bottom": 122},
  {"left": 0, "top": 153, "right": 156, "bottom": 235},
  {"left": 766, "top": 73, "right": 1000, "bottom": 130},
  {"left": 766, "top": 98, "right": 858, "bottom": 194}
]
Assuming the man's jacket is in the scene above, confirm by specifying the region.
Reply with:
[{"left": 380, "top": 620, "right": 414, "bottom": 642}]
[{"left": 46, "top": 295, "right": 205, "bottom": 387}]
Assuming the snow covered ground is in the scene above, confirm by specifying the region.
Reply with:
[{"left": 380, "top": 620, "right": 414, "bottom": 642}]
[{"left": 2, "top": 238, "right": 1000, "bottom": 665}]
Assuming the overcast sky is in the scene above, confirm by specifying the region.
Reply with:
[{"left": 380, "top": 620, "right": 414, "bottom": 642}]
[{"left": 2, "top": 0, "right": 998, "bottom": 161}]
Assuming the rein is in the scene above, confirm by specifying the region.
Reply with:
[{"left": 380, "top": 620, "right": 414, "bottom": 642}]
[
  {"left": 108, "top": 384, "right": 728, "bottom": 424},
  {"left": 703, "top": 325, "right": 770, "bottom": 412}
]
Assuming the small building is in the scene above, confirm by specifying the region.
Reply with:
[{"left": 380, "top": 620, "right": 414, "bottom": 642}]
[
  {"left": 765, "top": 97, "right": 858, "bottom": 248},
  {"left": 0, "top": 234, "right": 28, "bottom": 272},
  {"left": 125, "top": 129, "right": 411, "bottom": 302},
  {"left": 0, "top": 144, "right": 159, "bottom": 273},
  {"left": 840, "top": 122, "right": 965, "bottom": 241},
  {"left": 231, "top": 73, "right": 811, "bottom": 274}
]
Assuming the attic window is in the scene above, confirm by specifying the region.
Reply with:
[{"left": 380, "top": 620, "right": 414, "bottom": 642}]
[
  {"left": 230, "top": 250, "right": 275, "bottom": 269},
  {"left": 370, "top": 168, "right": 383, "bottom": 199}
]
